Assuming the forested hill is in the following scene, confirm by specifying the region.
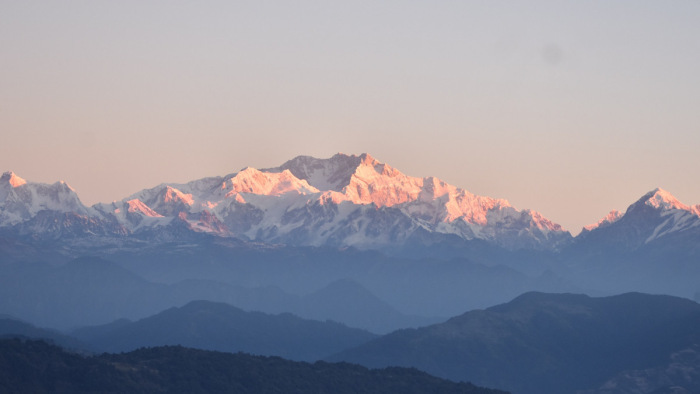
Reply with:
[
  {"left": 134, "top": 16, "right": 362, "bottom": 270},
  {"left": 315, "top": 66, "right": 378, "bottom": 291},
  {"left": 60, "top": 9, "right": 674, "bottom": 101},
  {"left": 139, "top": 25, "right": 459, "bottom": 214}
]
[{"left": 0, "top": 338, "right": 508, "bottom": 394}]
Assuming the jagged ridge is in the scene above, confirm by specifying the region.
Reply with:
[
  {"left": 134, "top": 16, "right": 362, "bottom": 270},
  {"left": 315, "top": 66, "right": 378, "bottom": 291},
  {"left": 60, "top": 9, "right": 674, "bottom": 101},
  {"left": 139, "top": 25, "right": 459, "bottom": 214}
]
[
  {"left": 579, "top": 187, "right": 700, "bottom": 246},
  {"left": 93, "top": 153, "right": 572, "bottom": 250},
  {"left": 20, "top": 155, "right": 699, "bottom": 251}
]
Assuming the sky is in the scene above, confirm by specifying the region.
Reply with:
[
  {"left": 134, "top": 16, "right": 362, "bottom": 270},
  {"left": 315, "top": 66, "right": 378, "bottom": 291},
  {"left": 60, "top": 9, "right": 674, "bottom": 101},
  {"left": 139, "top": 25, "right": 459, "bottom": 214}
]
[{"left": 1, "top": 1, "right": 699, "bottom": 234}]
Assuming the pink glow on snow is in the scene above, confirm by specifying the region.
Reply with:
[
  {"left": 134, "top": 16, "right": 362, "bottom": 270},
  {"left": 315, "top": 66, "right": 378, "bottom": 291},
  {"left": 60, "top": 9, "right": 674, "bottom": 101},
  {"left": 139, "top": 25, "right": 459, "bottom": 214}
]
[
  {"left": 2, "top": 172, "right": 27, "bottom": 188},
  {"left": 163, "top": 186, "right": 194, "bottom": 206},
  {"left": 583, "top": 210, "right": 623, "bottom": 231},
  {"left": 225, "top": 167, "right": 319, "bottom": 197},
  {"left": 329, "top": 154, "right": 539, "bottom": 228},
  {"left": 645, "top": 188, "right": 690, "bottom": 211},
  {"left": 126, "top": 199, "right": 163, "bottom": 217}
]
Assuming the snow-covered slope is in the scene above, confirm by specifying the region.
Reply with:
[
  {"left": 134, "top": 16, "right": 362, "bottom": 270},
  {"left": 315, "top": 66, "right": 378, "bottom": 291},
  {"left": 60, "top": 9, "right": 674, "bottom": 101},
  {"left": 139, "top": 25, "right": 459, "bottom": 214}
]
[
  {"left": 92, "top": 153, "right": 571, "bottom": 251},
  {"left": 576, "top": 188, "right": 700, "bottom": 249},
  {"left": 5, "top": 160, "right": 697, "bottom": 254},
  {"left": 0, "top": 171, "right": 128, "bottom": 239},
  {"left": 0, "top": 171, "right": 93, "bottom": 226},
  {"left": 631, "top": 188, "right": 700, "bottom": 243},
  {"left": 581, "top": 210, "right": 623, "bottom": 232}
]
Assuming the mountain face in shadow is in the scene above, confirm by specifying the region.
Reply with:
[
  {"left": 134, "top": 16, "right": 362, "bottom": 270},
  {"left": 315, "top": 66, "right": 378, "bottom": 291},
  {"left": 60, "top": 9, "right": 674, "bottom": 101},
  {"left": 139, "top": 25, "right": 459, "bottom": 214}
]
[
  {"left": 0, "top": 338, "right": 509, "bottom": 394},
  {"left": 0, "top": 317, "right": 89, "bottom": 353},
  {"left": 296, "top": 279, "right": 441, "bottom": 334},
  {"left": 579, "top": 344, "right": 700, "bottom": 394},
  {"left": 329, "top": 292, "right": 700, "bottom": 394},
  {"left": 72, "top": 300, "right": 377, "bottom": 362}
]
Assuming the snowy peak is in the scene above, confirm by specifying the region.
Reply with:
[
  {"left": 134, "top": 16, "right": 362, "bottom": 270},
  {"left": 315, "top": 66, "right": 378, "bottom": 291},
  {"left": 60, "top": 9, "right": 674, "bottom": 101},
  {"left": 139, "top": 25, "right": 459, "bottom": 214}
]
[
  {"left": 625, "top": 188, "right": 698, "bottom": 218},
  {"left": 631, "top": 188, "right": 700, "bottom": 243},
  {"left": 578, "top": 188, "right": 700, "bottom": 248},
  {"left": 225, "top": 167, "right": 319, "bottom": 196},
  {"left": 266, "top": 153, "right": 412, "bottom": 198},
  {"left": 0, "top": 174, "right": 92, "bottom": 227},
  {"left": 336, "top": 156, "right": 528, "bottom": 228},
  {"left": 582, "top": 210, "right": 623, "bottom": 232},
  {"left": 639, "top": 188, "right": 689, "bottom": 211},
  {"left": 126, "top": 184, "right": 195, "bottom": 217},
  {"left": 344, "top": 155, "right": 423, "bottom": 207},
  {"left": 266, "top": 153, "right": 363, "bottom": 192},
  {"left": 419, "top": 177, "right": 452, "bottom": 200},
  {"left": 272, "top": 153, "right": 473, "bottom": 209},
  {"left": 0, "top": 175, "right": 84, "bottom": 210},
  {"left": 264, "top": 154, "right": 566, "bottom": 246},
  {"left": 1, "top": 171, "right": 27, "bottom": 188}
]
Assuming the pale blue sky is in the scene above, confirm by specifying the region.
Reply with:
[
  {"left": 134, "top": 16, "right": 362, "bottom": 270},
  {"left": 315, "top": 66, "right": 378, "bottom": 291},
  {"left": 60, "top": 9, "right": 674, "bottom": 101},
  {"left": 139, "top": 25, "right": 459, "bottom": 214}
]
[{"left": 2, "top": 1, "right": 699, "bottom": 233}]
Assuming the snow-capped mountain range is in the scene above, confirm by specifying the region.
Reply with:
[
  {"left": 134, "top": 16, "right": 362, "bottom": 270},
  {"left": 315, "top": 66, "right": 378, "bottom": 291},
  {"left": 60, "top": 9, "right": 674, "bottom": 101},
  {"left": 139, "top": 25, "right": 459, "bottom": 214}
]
[{"left": 1, "top": 154, "right": 698, "bottom": 252}]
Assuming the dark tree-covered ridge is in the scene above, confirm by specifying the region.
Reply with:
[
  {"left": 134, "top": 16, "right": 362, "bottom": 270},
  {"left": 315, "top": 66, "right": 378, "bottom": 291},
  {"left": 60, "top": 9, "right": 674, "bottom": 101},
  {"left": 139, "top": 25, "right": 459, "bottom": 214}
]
[{"left": 0, "top": 338, "right": 508, "bottom": 394}]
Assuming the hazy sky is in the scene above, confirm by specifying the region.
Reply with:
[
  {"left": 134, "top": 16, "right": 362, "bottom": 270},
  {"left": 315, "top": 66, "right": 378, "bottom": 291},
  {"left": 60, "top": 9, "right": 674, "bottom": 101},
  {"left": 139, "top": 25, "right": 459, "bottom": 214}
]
[{"left": 2, "top": 1, "right": 699, "bottom": 234}]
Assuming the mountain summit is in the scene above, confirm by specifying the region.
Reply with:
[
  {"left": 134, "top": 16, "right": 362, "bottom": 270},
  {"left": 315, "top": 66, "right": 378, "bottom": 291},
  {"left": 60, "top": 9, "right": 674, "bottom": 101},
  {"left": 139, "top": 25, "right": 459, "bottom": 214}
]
[
  {"left": 631, "top": 187, "right": 700, "bottom": 214},
  {"left": 0, "top": 154, "right": 571, "bottom": 251},
  {"left": 0, "top": 171, "right": 27, "bottom": 188},
  {"left": 577, "top": 187, "right": 700, "bottom": 250},
  {"left": 0, "top": 172, "right": 93, "bottom": 229},
  {"left": 4, "top": 157, "right": 698, "bottom": 255},
  {"left": 91, "top": 153, "right": 571, "bottom": 251}
]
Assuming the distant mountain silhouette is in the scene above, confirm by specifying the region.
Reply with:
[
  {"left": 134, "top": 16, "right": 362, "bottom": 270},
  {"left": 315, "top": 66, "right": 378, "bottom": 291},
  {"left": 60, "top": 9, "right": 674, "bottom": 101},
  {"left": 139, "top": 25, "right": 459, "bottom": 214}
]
[
  {"left": 296, "top": 279, "right": 440, "bottom": 334},
  {"left": 0, "top": 317, "right": 89, "bottom": 352},
  {"left": 0, "top": 253, "right": 449, "bottom": 333},
  {"left": 329, "top": 292, "right": 700, "bottom": 394},
  {"left": 72, "top": 300, "right": 377, "bottom": 362},
  {"left": 0, "top": 251, "right": 570, "bottom": 332}
]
